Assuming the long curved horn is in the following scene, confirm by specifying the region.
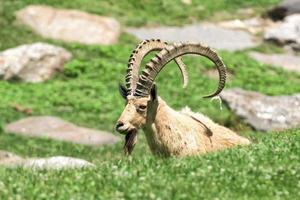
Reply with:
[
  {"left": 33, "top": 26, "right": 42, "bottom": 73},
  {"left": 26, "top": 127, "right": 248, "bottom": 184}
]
[
  {"left": 126, "top": 39, "right": 188, "bottom": 95},
  {"left": 134, "top": 42, "right": 226, "bottom": 98}
]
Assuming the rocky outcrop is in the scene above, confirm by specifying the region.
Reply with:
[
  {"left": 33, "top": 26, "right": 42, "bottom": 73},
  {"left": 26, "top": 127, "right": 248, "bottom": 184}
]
[
  {"left": 221, "top": 88, "right": 300, "bottom": 131},
  {"left": 16, "top": 5, "right": 121, "bottom": 45},
  {"left": 264, "top": 14, "right": 300, "bottom": 50},
  {"left": 126, "top": 23, "right": 258, "bottom": 51},
  {"left": 0, "top": 43, "right": 72, "bottom": 82},
  {"left": 5, "top": 116, "right": 120, "bottom": 146},
  {"left": 249, "top": 52, "right": 300, "bottom": 73}
]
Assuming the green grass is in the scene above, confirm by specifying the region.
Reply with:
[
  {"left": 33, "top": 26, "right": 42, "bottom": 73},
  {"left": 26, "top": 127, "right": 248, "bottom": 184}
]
[
  {"left": 0, "top": 0, "right": 299, "bottom": 199},
  {"left": 0, "top": 130, "right": 299, "bottom": 199}
]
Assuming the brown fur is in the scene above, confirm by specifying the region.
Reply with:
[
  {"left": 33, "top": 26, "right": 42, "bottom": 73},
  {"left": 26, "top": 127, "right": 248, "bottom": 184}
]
[{"left": 117, "top": 95, "right": 250, "bottom": 157}]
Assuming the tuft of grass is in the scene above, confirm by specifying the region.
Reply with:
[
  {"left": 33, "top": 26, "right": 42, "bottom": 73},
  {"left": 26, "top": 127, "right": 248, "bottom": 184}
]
[{"left": 248, "top": 42, "right": 285, "bottom": 54}]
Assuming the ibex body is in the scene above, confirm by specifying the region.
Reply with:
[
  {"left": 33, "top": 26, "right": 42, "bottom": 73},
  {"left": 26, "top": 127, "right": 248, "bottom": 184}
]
[
  {"left": 116, "top": 39, "right": 250, "bottom": 157},
  {"left": 145, "top": 99, "right": 250, "bottom": 156}
]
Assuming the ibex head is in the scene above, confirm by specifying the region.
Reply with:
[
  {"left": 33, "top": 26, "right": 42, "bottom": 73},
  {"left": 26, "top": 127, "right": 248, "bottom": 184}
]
[
  {"left": 116, "top": 39, "right": 226, "bottom": 155},
  {"left": 116, "top": 83, "right": 159, "bottom": 155}
]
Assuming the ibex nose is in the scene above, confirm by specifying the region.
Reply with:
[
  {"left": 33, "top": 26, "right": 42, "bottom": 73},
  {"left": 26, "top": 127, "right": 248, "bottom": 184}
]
[{"left": 115, "top": 121, "right": 124, "bottom": 131}]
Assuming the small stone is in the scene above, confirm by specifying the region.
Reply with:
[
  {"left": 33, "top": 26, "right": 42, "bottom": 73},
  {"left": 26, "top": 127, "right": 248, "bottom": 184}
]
[
  {"left": 126, "top": 23, "right": 258, "bottom": 51},
  {"left": 4, "top": 116, "right": 120, "bottom": 146},
  {"left": 0, "top": 43, "right": 72, "bottom": 82},
  {"left": 23, "top": 156, "right": 95, "bottom": 170},
  {"left": 0, "top": 150, "right": 24, "bottom": 167},
  {"left": 221, "top": 88, "right": 300, "bottom": 131},
  {"left": 16, "top": 5, "right": 121, "bottom": 45},
  {"left": 249, "top": 52, "right": 300, "bottom": 73},
  {"left": 0, "top": 151, "right": 95, "bottom": 169}
]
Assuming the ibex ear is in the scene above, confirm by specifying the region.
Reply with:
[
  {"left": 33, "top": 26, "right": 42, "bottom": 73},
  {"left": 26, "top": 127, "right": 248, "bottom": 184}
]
[
  {"left": 118, "top": 83, "right": 127, "bottom": 100},
  {"left": 150, "top": 84, "right": 157, "bottom": 101}
]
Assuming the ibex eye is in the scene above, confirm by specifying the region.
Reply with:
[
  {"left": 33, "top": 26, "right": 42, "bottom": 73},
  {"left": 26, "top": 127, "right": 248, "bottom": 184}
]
[{"left": 139, "top": 105, "right": 147, "bottom": 110}]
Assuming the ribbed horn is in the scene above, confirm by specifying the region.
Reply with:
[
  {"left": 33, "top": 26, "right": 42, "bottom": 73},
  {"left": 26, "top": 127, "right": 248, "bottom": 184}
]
[
  {"left": 126, "top": 39, "right": 188, "bottom": 95},
  {"left": 134, "top": 42, "right": 226, "bottom": 98}
]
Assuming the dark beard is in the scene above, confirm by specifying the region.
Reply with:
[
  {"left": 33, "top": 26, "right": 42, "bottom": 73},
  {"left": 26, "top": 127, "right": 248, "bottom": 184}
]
[{"left": 123, "top": 130, "right": 138, "bottom": 155}]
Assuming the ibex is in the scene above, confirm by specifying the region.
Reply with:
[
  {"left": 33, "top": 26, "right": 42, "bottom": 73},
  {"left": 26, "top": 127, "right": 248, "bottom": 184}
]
[{"left": 116, "top": 39, "right": 250, "bottom": 157}]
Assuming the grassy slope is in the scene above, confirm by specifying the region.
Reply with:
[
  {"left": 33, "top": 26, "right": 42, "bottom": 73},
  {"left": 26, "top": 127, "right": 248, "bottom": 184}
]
[
  {"left": 0, "top": 0, "right": 300, "bottom": 199},
  {"left": 0, "top": 130, "right": 299, "bottom": 199}
]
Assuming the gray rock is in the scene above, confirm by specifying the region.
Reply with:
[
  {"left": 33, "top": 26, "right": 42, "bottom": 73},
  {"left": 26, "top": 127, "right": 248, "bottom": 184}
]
[
  {"left": 0, "top": 151, "right": 95, "bottom": 169},
  {"left": 0, "top": 43, "right": 72, "bottom": 82},
  {"left": 23, "top": 156, "right": 95, "bottom": 170},
  {"left": 5, "top": 116, "right": 120, "bottom": 146},
  {"left": 249, "top": 52, "right": 300, "bottom": 73},
  {"left": 221, "top": 88, "right": 300, "bottom": 131},
  {"left": 268, "top": 0, "right": 300, "bottom": 20},
  {"left": 126, "top": 23, "right": 258, "bottom": 51},
  {"left": 264, "top": 14, "right": 300, "bottom": 50},
  {"left": 16, "top": 5, "right": 121, "bottom": 45}
]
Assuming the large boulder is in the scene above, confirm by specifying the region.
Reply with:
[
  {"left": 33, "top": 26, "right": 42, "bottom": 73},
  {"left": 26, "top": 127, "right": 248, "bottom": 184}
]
[
  {"left": 264, "top": 14, "right": 300, "bottom": 50},
  {"left": 16, "top": 5, "right": 120, "bottom": 45},
  {"left": 249, "top": 52, "right": 300, "bottom": 73},
  {"left": 267, "top": 0, "right": 300, "bottom": 20},
  {"left": 126, "top": 23, "right": 258, "bottom": 51},
  {"left": 4, "top": 116, "right": 120, "bottom": 146},
  {"left": 0, "top": 43, "right": 72, "bottom": 82},
  {"left": 220, "top": 88, "right": 300, "bottom": 131}
]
